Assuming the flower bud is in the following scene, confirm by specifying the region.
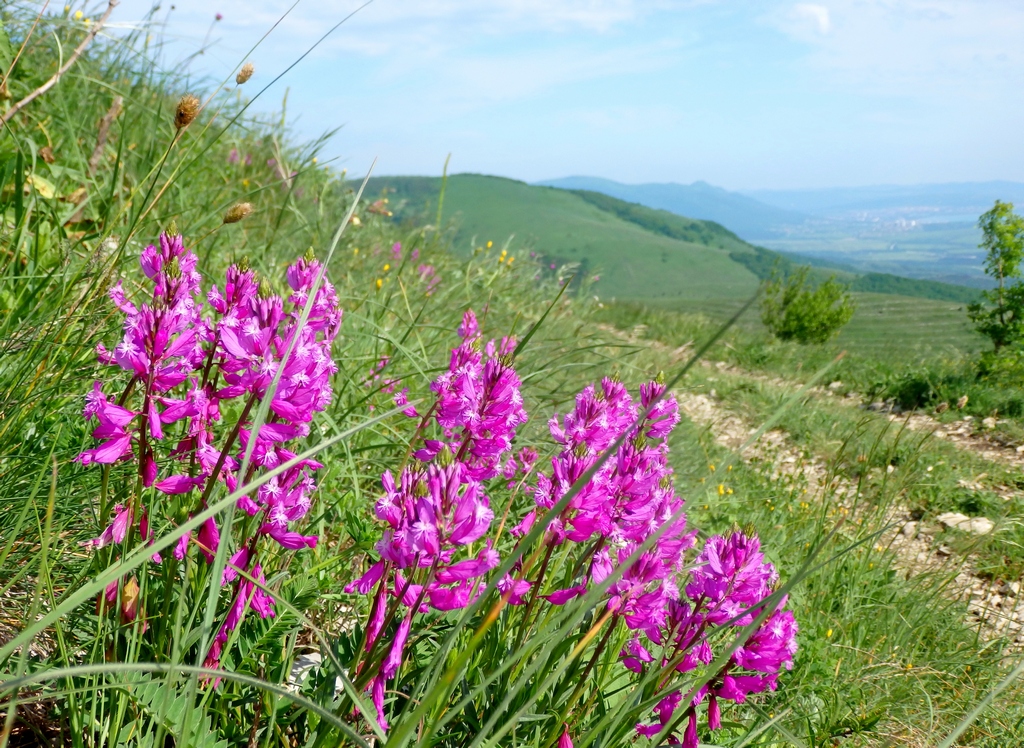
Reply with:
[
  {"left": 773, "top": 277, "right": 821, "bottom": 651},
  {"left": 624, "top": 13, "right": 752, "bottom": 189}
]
[
  {"left": 222, "top": 202, "right": 253, "bottom": 224},
  {"left": 304, "top": 247, "right": 316, "bottom": 263},
  {"left": 258, "top": 280, "right": 275, "bottom": 300},
  {"left": 166, "top": 219, "right": 179, "bottom": 238},
  {"left": 236, "top": 62, "right": 254, "bottom": 85},
  {"left": 437, "top": 445, "right": 454, "bottom": 468},
  {"left": 237, "top": 255, "right": 250, "bottom": 272},
  {"left": 174, "top": 94, "right": 200, "bottom": 129},
  {"left": 167, "top": 257, "right": 181, "bottom": 279},
  {"left": 121, "top": 576, "right": 141, "bottom": 624}
]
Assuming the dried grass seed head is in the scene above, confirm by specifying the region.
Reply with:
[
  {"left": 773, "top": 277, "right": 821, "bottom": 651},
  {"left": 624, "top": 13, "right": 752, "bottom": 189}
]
[
  {"left": 223, "top": 202, "right": 254, "bottom": 224},
  {"left": 174, "top": 94, "right": 200, "bottom": 129},
  {"left": 236, "top": 62, "right": 255, "bottom": 85}
]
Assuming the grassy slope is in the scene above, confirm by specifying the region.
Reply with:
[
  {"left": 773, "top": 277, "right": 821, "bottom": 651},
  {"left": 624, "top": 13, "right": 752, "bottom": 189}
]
[
  {"left": 652, "top": 292, "right": 984, "bottom": 360},
  {"left": 371, "top": 174, "right": 984, "bottom": 364},
  {"left": 375, "top": 174, "right": 763, "bottom": 301}
]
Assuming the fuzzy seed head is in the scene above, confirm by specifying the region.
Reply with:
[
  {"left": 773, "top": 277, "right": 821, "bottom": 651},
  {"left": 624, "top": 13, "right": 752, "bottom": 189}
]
[
  {"left": 223, "top": 202, "right": 254, "bottom": 224},
  {"left": 236, "top": 62, "right": 254, "bottom": 85},
  {"left": 174, "top": 94, "right": 200, "bottom": 129}
]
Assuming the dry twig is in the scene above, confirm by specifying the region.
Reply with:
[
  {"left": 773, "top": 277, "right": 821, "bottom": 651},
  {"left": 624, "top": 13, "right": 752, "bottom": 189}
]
[{"left": 2, "top": 0, "right": 119, "bottom": 125}]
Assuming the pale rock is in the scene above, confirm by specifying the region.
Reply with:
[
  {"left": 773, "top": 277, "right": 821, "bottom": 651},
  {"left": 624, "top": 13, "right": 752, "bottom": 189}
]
[
  {"left": 982, "top": 416, "right": 998, "bottom": 429},
  {"left": 936, "top": 512, "right": 995, "bottom": 535},
  {"left": 901, "top": 521, "right": 918, "bottom": 538}
]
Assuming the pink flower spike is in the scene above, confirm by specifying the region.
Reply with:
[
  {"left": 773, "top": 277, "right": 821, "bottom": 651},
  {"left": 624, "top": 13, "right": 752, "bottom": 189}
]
[
  {"left": 371, "top": 675, "right": 389, "bottom": 731},
  {"left": 197, "top": 518, "right": 220, "bottom": 563},
  {"left": 154, "top": 474, "right": 203, "bottom": 495},
  {"left": 558, "top": 727, "right": 574, "bottom": 748},
  {"left": 708, "top": 694, "right": 721, "bottom": 730},
  {"left": 345, "top": 560, "right": 385, "bottom": 595},
  {"left": 111, "top": 505, "right": 132, "bottom": 545},
  {"left": 222, "top": 548, "right": 251, "bottom": 585},
  {"left": 457, "top": 309, "right": 479, "bottom": 340},
  {"left": 262, "top": 525, "right": 318, "bottom": 550},
  {"left": 382, "top": 613, "right": 412, "bottom": 679},
  {"left": 683, "top": 712, "right": 698, "bottom": 748},
  {"left": 77, "top": 434, "right": 132, "bottom": 466},
  {"left": 174, "top": 531, "right": 190, "bottom": 560},
  {"left": 544, "top": 584, "right": 587, "bottom": 606},
  {"left": 142, "top": 452, "right": 157, "bottom": 487}
]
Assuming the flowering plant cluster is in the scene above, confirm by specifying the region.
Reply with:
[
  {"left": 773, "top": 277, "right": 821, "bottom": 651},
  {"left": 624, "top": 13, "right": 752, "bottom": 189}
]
[
  {"left": 344, "top": 310, "right": 798, "bottom": 745},
  {"left": 76, "top": 229, "right": 341, "bottom": 669}
]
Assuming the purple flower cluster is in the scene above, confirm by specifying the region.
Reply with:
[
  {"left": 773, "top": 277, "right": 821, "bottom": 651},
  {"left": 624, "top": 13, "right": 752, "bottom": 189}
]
[
  {"left": 515, "top": 377, "right": 692, "bottom": 622},
  {"left": 76, "top": 231, "right": 341, "bottom": 669},
  {"left": 345, "top": 309, "right": 527, "bottom": 729},
  {"left": 626, "top": 532, "right": 798, "bottom": 744},
  {"left": 346, "top": 315, "right": 797, "bottom": 738}
]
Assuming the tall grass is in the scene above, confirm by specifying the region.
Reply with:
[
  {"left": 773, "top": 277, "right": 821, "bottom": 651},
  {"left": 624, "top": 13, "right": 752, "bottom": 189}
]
[{"left": 1, "top": 3, "right": 1023, "bottom": 747}]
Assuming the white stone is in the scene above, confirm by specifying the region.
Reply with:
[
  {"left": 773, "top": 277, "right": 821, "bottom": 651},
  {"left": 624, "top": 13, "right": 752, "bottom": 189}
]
[
  {"left": 936, "top": 512, "right": 994, "bottom": 535},
  {"left": 901, "top": 521, "right": 918, "bottom": 538}
]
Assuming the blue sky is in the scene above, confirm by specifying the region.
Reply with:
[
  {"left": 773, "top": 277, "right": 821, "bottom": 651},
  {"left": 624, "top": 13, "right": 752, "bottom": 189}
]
[{"left": 106, "top": 0, "right": 1024, "bottom": 190}]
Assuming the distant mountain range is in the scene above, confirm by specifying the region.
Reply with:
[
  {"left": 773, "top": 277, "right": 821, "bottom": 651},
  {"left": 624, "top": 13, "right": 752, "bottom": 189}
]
[
  {"left": 535, "top": 176, "right": 1024, "bottom": 286},
  {"left": 535, "top": 176, "right": 805, "bottom": 240},
  {"left": 746, "top": 181, "right": 1024, "bottom": 222}
]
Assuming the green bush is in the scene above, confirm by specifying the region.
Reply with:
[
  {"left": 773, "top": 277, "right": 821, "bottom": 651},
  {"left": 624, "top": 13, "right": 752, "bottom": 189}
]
[
  {"left": 967, "top": 201, "right": 1024, "bottom": 350},
  {"left": 760, "top": 266, "right": 855, "bottom": 344}
]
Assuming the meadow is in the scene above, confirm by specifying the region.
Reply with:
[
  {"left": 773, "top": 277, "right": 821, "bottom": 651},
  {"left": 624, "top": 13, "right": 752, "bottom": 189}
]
[{"left": 1, "top": 4, "right": 1024, "bottom": 748}]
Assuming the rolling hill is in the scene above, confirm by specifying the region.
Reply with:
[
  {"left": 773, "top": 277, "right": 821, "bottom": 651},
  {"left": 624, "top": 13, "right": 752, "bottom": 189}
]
[
  {"left": 369, "top": 174, "right": 763, "bottom": 302},
  {"left": 365, "top": 173, "right": 980, "bottom": 306}
]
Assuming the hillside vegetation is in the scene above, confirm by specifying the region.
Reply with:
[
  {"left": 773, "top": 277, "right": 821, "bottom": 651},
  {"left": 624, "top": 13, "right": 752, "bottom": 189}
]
[
  {"left": 369, "top": 173, "right": 982, "bottom": 308},
  {"left": 2, "top": 6, "right": 1023, "bottom": 748},
  {"left": 371, "top": 174, "right": 763, "bottom": 301}
]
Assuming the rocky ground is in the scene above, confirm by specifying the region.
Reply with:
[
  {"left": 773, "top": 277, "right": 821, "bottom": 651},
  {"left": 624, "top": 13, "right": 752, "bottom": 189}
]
[{"left": 676, "top": 389, "right": 1024, "bottom": 652}]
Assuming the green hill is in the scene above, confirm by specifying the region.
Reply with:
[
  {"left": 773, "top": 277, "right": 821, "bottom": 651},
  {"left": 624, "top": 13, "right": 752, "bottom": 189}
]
[
  {"left": 370, "top": 174, "right": 762, "bottom": 301},
  {"left": 367, "top": 173, "right": 981, "bottom": 306}
]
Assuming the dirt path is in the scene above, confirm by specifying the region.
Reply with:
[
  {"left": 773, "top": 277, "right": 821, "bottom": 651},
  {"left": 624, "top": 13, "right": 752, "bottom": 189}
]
[
  {"left": 677, "top": 390, "right": 1024, "bottom": 649},
  {"left": 699, "top": 358, "right": 1024, "bottom": 473}
]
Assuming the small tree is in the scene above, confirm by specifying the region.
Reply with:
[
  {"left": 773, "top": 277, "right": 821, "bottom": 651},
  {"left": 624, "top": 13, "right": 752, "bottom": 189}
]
[
  {"left": 760, "top": 265, "right": 855, "bottom": 344},
  {"left": 967, "top": 200, "right": 1024, "bottom": 350}
]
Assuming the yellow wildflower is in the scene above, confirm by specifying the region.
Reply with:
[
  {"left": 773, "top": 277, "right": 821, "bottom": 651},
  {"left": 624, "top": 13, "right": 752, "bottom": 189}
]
[
  {"left": 383, "top": 264, "right": 391, "bottom": 272},
  {"left": 717, "top": 484, "right": 725, "bottom": 496},
  {"left": 353, "top": 247, "right": 360, "bottom": 255},
  {"left": 375, "top": 278, "right": 382, "bottom": 289},
  {"left": 487, "top": 240, "right": 493, "bottom": 248},
  {"left": 74, "top": 10, "right": 83, "bottom": 19},
  {"left": 826, "top": 629, "right": 833, "bottom": 638}
]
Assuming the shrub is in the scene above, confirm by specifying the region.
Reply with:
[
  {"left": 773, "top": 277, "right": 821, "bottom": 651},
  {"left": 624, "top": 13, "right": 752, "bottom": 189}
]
[
  {"left": 760, "top": 266, "right": 855, "bottom": 344},
  {"left": 967, "top": 201, "right": 1024, "bottom": 350}
]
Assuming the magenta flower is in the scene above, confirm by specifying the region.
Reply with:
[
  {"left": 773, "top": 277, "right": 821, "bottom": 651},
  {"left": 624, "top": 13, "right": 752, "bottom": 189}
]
[{"left": 77, "top": 231, "right": 341, "bottom": 677}]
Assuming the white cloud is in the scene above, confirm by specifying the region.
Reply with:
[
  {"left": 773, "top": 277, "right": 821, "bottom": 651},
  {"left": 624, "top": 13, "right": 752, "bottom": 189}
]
[
  {"left": 768, "top": 1, "right": 1024, "bottom": 97},
  {"left": 793, "top": 3, "right": 830, "bottom": 34}
]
